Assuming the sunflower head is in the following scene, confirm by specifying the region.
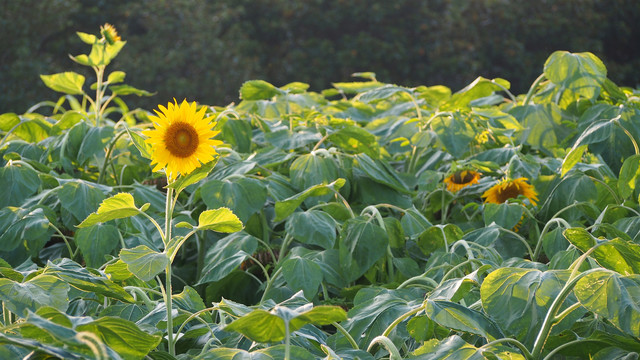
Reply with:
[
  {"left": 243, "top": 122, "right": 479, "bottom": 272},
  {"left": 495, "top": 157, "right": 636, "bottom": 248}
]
[
  {"left": 143, "top": 99, "right": 222, "bottom": 180},
  {"left": 100, "top": 23, "right": 121, "bottom": 44},
  {"left": 444, "top": 170, "right": 482, "bottom": 193},
  {"left": 482, "top": 177, "right": 538, "bottom": 206}
]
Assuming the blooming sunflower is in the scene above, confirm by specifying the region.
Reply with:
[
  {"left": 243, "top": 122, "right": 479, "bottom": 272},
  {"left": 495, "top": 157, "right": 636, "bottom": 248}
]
[
  {"left": 444, "top": 170, "right": 482, "bottom": 193},
  {"left": 143, "top": 99, "right": 222, "bottom": 179},
  {"left": 482, "top": 177, "right": 538, "bottom": 206}
]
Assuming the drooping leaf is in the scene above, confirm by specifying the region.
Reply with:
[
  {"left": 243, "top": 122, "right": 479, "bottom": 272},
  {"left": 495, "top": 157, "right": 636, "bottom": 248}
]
[
  {"left": 74, "top": 223, "right": 120, "bottom": 268},
  {"left": 200, "top": 177, "right": 267, "bottom": 223},
  {"left": 564, "top": 228, "right": 640, "bottom": 275},
  {"left": 285, "top": 210, "right": 337, "bottom": 249},
  {"left": 0, "top": 163, "right": 41, "bottom": 208},
  {"left": 281, "top": 256, "right": 323, "bottom": 299},
  {"left": 240, "top": 80, "right": 285, "bottom": 100},
  {"left": 197, "top": 232, "right": 258, "bottom": 284},
  {"left": 40, "top": 72, "right": 85, "bottom": 95},
  {"left": 196, "top": 207, "right": 243, "bottom": 233},
  {"left": 274, "top": 179, "right": 346, "bottom": 222},
  {"left": 339, "top": 216, "right": 389, "bottom": 282},
  {"left": 544, "top": 51, "right": 607, "bottom": 100},
  {"left": 0, "top": 275, "right": 69, "bottom": 317}
]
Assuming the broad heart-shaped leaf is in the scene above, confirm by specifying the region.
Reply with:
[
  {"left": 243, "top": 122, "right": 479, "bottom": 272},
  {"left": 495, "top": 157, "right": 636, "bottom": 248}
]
[
  {"left": 239, "top": 79, "right": 285, "bottom": 100},
  {"left": 430, "top": 265, "right": 492, "bottom": 302},
  {"left": 564, "top": 228, "right": 640, "bottom": 275},
  {"left": 76, "top": 316, "right": 161, "bottom": 359},
  {"left": 327, "top": 124, "right": 380, "bottom": 157},
  {"left": 339, "top": 216, "right": 389, "bottom": 283},
  {"left": 0, "top": 206, "right": 51, "bottom": 253},
  {"left": 224, "top": 304, "right": 346, "bottom": 343},
  {"left": 408, "top": 335, "right": 525, "bottom": 360},
  {"left": 544, "top": 51, "right": 607, "bottom": 100},
  {"left": 537, "top": 172, "right": 598, "bottom": 221},
  {"left": 194, "top": 345, "right": 316, "bottom": 360},
  {"left": 119, "top": 245, "right": 169, "bottom": 282},
  {"left": 195, "top": 207, "right": 243, "bottom": 233},
  {"left": 400, "top": 206, "right": 433, "bottom": 239},
  {"left": 342, "top": 288, "right": 424, "bottom": 347},
  {"left": 417, "top": 224, "right": 464, "bottom": 256},
  {"left": 443, "top": 77, "right": 510, "bottom": 110},
  {"left": 42, "top": 258, "right": 134, "bottom": 302},
  {"left": 353, "top": 153, "right": 412, "bottom": 194},
  {"left": 197, "top": 232, "right": 258, "bottom": 284},
  {"left": 481, "top": 268, "right": 585, "bottom": 348},
  {"left": 0, "top": 275, "right": 69, "bottom": 317},
  {"left": 0, "top": 163, "right": 41, "bottom": 208},
  {"left": 74, "top": 223, "right": 120, "bottom": 268},
  {"left": 57, "top": 180, "right": 108, "bottom": 225},
  {"left": 78, "top": 193, "right": 148, "bottom": 228},
  {"left": 618, "top": 154, "right": 640, "bottom": 200},
  {"left": 76, "top": 125, "right": 114, "bottom": 164},
  {"left": 574, "top": 270, "right": 640, "bottom": 338},
  {"left": 289, "top": 151, "right": 341, "bottom": 205},
  {"left": 483, "top": 202, "right": 524, "bottom": 230},
  {"left": 281, "top": 256, "right": 323, "bottom": 299},
  {"left": 40, "top": 72, "right": 85, "bottom": 95},
  {"left": 510, "top": 103, "right": 569, "bottom": 155},
  {"left": 431, "top": 112, "right": 475, "bottom": 158},
  {"left": 274, "top": 178, "right": 346, "bottom": 222},
  {"left": 200, "top": 177, "right": 267, "bottom": 223},
  {"left": 285, "top": 210, "right": 337, "bottom": 249},
  {"left": 423, "top": 299, "right": 504, "bottom": 342}
]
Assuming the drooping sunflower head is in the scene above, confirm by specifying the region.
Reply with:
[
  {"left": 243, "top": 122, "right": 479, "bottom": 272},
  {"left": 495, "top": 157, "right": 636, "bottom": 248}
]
[
  {"left": 143, "top": 99, "right": 222, "bottom": 179},
  {"left": 100, "top": 23, "right": 121, "bottom": 44},
  {"left": 444, "top": 170, "right": 482, "bottom": 193},
  {"left": 482, "top": 177, "right": 538, "bottom": 206}
]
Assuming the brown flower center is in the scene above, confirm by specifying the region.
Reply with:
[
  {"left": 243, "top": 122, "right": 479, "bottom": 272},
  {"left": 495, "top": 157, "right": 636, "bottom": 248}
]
[
  {"left": 452, "top": 171, "right": 476, "bottom": 184},
  {"left": 164, "top": 122, "right": 199, "bottom": 158},
  {"left": 496, "top": 183, "right": 523, "bottom": 202}
]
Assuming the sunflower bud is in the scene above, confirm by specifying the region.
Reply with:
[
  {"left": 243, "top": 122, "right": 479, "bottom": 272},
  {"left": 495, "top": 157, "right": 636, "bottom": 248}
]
[{"left": 100, "top": 23, "right": 121, "bottom": 45}]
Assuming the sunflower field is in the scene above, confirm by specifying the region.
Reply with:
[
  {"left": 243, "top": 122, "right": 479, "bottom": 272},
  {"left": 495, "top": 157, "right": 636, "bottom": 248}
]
[{"left": 1, "top": 24, "right": 640, "bottom": 360}]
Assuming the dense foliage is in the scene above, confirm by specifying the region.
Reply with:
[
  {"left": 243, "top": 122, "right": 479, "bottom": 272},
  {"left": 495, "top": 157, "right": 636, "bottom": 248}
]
[
  {"left": 2, "top": 25, "right": 640, "bottom": 359},
  {"left": 2, "top": 0, "right": 639, "bottom": 113}
]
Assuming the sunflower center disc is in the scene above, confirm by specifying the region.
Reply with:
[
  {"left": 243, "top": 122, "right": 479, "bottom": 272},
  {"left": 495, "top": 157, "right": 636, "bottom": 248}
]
[{"left": 165, "top": 123, "right": 199, "bottom": 158}]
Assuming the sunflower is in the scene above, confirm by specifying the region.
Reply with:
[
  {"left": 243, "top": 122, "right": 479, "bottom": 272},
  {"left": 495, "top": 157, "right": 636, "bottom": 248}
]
[
  {"left": 100, "top": 23, "right": 121, "bottom": 44},
  {"left": 444, "top": 170, "right": 482, "bottom": 193},
  {"left": 143, "top": 99, "right": 222, "bottom": 179},
  {"left": 482, "top": 177, "right": 538, "bottom": 206}
]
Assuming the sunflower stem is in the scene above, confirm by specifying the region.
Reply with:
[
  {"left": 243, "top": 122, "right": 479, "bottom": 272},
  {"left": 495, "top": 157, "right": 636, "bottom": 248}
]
[{"left": 164, "top": 185, "right": 176, "bottom": 356}]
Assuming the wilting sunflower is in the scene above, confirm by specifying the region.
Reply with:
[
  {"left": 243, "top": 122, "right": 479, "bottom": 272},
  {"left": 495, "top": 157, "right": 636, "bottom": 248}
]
[
  {"left": 444, "top": 170, "right": 482, "bottom": 193},
  {"left": 482, "top": 177, "right": 538, "bottom": 206},
  {"left": 143, "top": 99, "right": 222, "bottom": 179}
]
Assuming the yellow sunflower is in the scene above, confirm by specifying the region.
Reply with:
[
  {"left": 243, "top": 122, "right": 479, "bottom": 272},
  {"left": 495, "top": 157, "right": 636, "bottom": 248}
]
[
  {"left": 100, "top": 23, "right": 121, "bottom": 44},
  {"left": 444, "top": 170, "right": 482, "bottom": 193},
  {"left": 482, "top": 177, "right": 538, "bottom": 206},
  {"left": 143, "top": 99, "right": 222, "bottom": 179}
]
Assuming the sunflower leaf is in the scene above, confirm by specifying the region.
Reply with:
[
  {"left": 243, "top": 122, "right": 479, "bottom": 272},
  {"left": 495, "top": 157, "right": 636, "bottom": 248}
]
[{"left": 77, "top": 193, "right": 148, "bottom": 228}]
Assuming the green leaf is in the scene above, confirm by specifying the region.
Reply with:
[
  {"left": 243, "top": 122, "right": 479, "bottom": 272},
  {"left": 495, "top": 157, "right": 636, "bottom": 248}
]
[
  {"left": 564, "top": 228, "right": 640, "bottom": 274},
  {"left": 58, "top": 180, "right": 107, "bottom": 225},
  {"left": 417, "top": 224, "right": 464, "bottom": 256},
  {"left": 125, "top": 127, "right": 153, "bottom": 159},
  {"left": 76, "top": 125, "right": 114, "bottom": 164},
  {"left": 200, "top": 177, "right": 266, "bottom": 223},
  {"left": 444, "top": 77, "right": 510, "bottom": 110},
  {"left": 107, "top": 71, "right": 126, "bottom": 83},
  {"left": 281, "top": 256, "right": 323, "bottom": 299},
  {"left": 0, "top": 207, "right": 51, "bottom": 252},
  {"left": 510, "top": 103, "right": 568, "bottom": 155},
  {"left": 197, "top": 207, "right": 243, "bottom": 233},
  {"left": 574, "top": 270, "right": 640, "bottom": 337},
  {"left": 289, "top": 305, "right": 347, "bottom": 329},
  {"left": 331, "top": 81, "right": 384, "bottom": 94},
  {"left": 483, "top": 203, "right": 524, "bottom": 230},
  {"left": 0, "top": 163, "right": 41, "bottom": 208},
  {"left": 76, "top": 316, "right": 161, "bottom": 359},
  {"left": 224, "top": 309, "right": 285, "bottom": 342},
  {"left": 285, "top": 210, "right": 337, "bottom": 249},
  {"left": 0, "top": 112, "right": 20, "bottom": 131},
  {"left": 400, "top": 207, "right": 433, "bottom": 238},
  {"left": 74, "top": 223, "right": 120, "bottom": 268},
  {"left": 480, "top": 268, "right": 584, "bottom": 348},
  {"left": 119, "top": 245, "right": 168, "bottom": 282},
  {"left": 0, "top": 275, "right": 69, "bottom": 317},
  {"left": 424, "top": 299, "right": 504, "bottom": 341},
  {"left": 110, "top": 84, "right": 154, "bottom": 96},
  {"left": 239, "top": 80, "right": 285, "bottom": 100},
  {"left": 43, "top": 258, "right": 134, "bottom": 302},
  {"left": 561, "top": 144, "right": 588, "bottom": 177},
  {"left": 274, "top": 179, "right": 346, "bottom": 222},
  {"left": 339, "top": 216, "right": 389, "bottom": 282},
  {"left": 290, "top": 152, "right": 341, "bottom": 201},
  {"left": 78, "top": 193, "right": 148, "bottom": 228},
  {"left": 431, "top": 113, "right": 476, "bottom": 158},
  {"left": 544, "top": 51, "right": 607, "bottom": 100},
  {"left": 618, "top": 154, "right": 640, "bottom": 200},
  {"left": 197, "top": 232, "right": 258, "bottom": 284},
  {"left": 40, "top": 72, "right": 85, "bottom": 95},
  {"left": 354, "top": 153, "right": 411, "bottom": 193},
  {"left": 327, "top": 125, "right": 380, "bottom": 157},
  {"left": 408, "top": 335, "right": 524, "bottom": 360}
]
